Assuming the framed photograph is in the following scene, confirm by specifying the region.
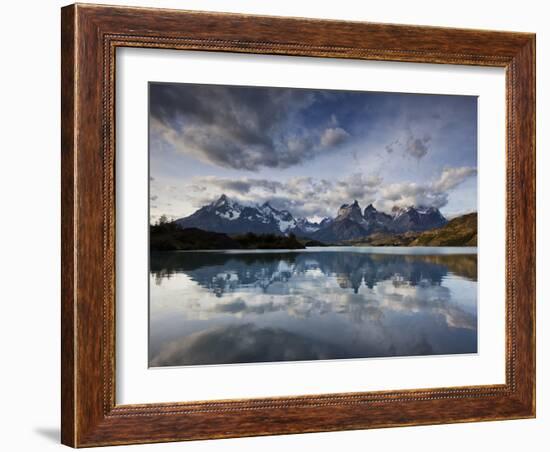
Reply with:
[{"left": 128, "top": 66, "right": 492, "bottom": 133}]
[{"left": 61, "top": 3, "right": 536, "bottom": 447}]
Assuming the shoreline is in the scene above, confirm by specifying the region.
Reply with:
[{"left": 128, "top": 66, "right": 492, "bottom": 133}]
[{"left": 151, "top": 245, "right": 478, "bottom": 255}]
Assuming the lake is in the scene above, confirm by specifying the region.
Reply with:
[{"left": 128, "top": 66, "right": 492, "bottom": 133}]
[{"left": 149, "top": 247, "right": 478, "bottom": 367}]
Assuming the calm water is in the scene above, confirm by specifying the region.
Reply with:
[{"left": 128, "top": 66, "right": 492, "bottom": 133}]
[{"left": 149, "top": 247, "right": 478, "bottom": 367}]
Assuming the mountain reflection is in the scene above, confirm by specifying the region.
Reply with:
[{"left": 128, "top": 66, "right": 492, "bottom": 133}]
[
  {"left": 151, "top": 250, "right": 477, "bottom": 296},
  {"left": 149, "top": 249, "right": 478, "bottom": 366}
]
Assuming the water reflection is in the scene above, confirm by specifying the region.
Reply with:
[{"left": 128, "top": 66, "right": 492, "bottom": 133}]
[{"left": 149, "top": 248, "right": 477, "bottom": 366}]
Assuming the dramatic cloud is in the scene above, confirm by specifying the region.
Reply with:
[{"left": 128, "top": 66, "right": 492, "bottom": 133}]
[
  {"left": 433, "top": 166, "right": 477, "bottom": 192},
  {"left": 375, "top": 166, "right": 476, "bottom": 211},
  {"left": 377, "top": 182, "right": 449, "bottom": 211},
  {"left": 150, "top": 163, "right": 476, "bottom": 221},
  {"left": 149, "top": 84, "right": 478, "bottom": 220},
  {"left": 150, "top": 83, "right": 352, "bottom": 171},
  {"left": 179, "top": 173, "right": 382, "bottom": 219},
  {"left": 189, "top": 176, "right": 283, "bottom": 196}
]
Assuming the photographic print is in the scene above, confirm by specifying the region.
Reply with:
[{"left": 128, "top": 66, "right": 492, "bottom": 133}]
[{"left": 148, "top": 82, "right": 478, "bottom": 367}]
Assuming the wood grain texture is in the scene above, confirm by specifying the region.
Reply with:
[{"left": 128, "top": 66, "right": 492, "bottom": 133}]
[
  {"left": 60, "top": 5, "right": 76, "bottom": 446},
  {"left": 60, "top": 3, "right": 536, "bottom": 447}
]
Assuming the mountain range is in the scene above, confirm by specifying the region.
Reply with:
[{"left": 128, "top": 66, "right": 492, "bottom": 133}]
[
  {"left": 350, "top": 212, "right": 477, "bottom": 247},
  {"left": 174, "top": 194, "right": 448, "bottom": 242}
]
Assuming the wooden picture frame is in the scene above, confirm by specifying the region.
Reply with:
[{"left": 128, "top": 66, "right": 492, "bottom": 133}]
[{"left": 61, "top": 3, "right": 535, "bottom": 447}]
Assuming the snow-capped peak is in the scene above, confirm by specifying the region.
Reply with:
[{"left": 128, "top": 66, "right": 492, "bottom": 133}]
[
  {"left": 257, "top": 202, "right": 297, "bottom": 233},
  {"left": 391, "top": 205, "right": 408, "bottom": 218},
  {"left": 296, "top": 217, "right": 328, "bottom": 233},
  {"left": 210, "top": 194, "right": 243, "bottom": 220}
]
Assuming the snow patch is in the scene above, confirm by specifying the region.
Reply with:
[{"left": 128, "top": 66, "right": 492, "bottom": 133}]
[{"left": 217, "top": 209, "right": 241, "bottom": 220}]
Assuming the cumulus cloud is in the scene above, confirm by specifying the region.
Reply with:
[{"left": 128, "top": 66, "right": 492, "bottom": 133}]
[
  {"left": 183, "top": 172, "right": 382, "bottom": 219},
  {"left": 377, "top": 182, "right": 449, "bottom": 211},
  {"left": 151, "top": 164, "right": 475, "bottom": 221},
  {"left": 149, "top": 86, "right": 478, "bottom": 221},
  {"left": 150, "top": 83, "right": 352, "bottom": 171},
  {"left": 189, "top": 176, "right": 283, "bottom": 197},
  {"left": 375, "top": 166, "right": 476, "bottom": 211},
  {"left": 433, "top": 166, "right": 477, "bottom": 192},
  {"left": 320, "top": 127, "right": 350, "bottom": 148}
]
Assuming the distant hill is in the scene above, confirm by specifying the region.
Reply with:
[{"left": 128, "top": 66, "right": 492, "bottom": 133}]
[{"left": 349, "top": 213, "right": 477, "bottom": 247}]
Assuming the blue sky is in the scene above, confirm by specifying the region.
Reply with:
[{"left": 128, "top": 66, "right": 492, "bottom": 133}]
[{"left": 149, "top": 82, "right": 477, "bottom": 222}]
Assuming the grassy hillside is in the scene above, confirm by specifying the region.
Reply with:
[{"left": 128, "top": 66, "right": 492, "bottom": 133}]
[
  {"left": 351, "top": 231, "right": 418, "bottom": 246},
  {"left": 409, "top": 213, "right": 477, "bottom": 246},
  {"left": 349, "top": 213, "right": 477, "bottom": 247}
]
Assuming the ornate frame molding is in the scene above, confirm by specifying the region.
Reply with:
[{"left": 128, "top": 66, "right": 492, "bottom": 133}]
[{"left": 62, "top": 4, "right": 535, "bottom": 447}]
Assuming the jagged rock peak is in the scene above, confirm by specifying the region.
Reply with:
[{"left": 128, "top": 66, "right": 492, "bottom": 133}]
[
  {"left": 417, "top": 206, "right": 438, "bottom": 214},
  {"left": 337, "top": 200, "right": 364, "bottom": 222},
  {"left": 213, "top": 193, "right": 229, "bottom": 206},
  {"left": 364, "top": 203, "right": 376, "bottom": 213},
  {"left": 391, "top": 205, "right": 409, "bottom": 216},
  {"left": 339, "top": 200, "right": 359, "bottom": 208}
]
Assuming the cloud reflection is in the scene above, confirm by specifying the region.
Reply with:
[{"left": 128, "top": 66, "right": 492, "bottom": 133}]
[
  {"left": 150, "top": 250, "right": 477, "bottom": 366},
  {"left": 151, "top": 324, "right": 345, "bottom": 366}
]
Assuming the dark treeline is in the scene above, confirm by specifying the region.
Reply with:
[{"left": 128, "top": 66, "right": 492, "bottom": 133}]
[{"left": 150, "top": 222, "right": 305, "bottom": 251}]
